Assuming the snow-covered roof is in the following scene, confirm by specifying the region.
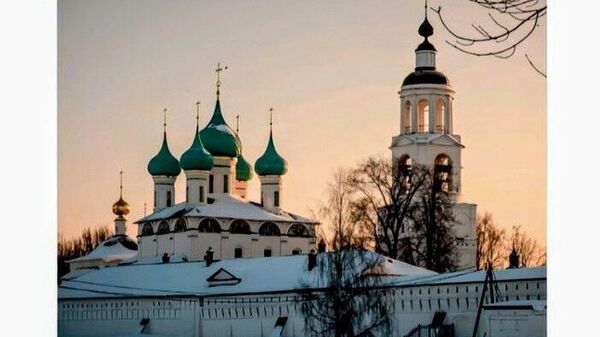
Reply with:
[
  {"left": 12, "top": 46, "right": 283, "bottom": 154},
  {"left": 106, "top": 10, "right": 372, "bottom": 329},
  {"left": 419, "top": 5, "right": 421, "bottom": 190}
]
[
  {"left": 397, "top": 266, "right": 547, "bottom": 286},
  {"left": 67, "top": 236, "right": 138, "bottom": 264},
  {"left": 135, "top": 193, "right": 316, "bottom": 224},
  {"left": 58, "top": 253, "right": 546, "bottom": 301},
  {"left": 58, "top": 253, "right": 433, "bottom": 299}
]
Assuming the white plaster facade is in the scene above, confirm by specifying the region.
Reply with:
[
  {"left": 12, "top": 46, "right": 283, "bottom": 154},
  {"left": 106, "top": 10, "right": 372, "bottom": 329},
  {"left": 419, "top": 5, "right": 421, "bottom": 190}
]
[{"left": 58, "top": 256, "right": 546, "bottom": 337}]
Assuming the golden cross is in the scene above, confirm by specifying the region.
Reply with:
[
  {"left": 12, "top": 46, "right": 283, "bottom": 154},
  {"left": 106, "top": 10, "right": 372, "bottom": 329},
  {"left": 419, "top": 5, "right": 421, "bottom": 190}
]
[
  {"left": 163, "top": 108, "right": 167, "bottom": 132},
  {"left": 236, "top": 114, "right": 240, "bottom": 134},
  {"left": 269, "top": 107, "right": 273, "bottom": 130}
]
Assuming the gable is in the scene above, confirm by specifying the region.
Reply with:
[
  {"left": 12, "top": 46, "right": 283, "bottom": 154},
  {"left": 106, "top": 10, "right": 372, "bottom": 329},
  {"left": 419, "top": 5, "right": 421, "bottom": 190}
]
[
  {"left": 429, "top": 134, "right": 464, "bottom": 147},
  {"left": 206, "top": 268, "right": 241, "bottom": 286}
]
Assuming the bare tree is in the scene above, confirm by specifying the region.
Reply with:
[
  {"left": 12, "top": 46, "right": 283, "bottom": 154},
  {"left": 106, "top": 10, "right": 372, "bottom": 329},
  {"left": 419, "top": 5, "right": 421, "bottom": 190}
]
[
  {"left": 347, "top": 156, "right": 428, "bottom": 259},
  {"left": 507, "top": 225, "right": 546, "bottom": 267},
  {"left": 433, "top": 0, "right": 546, "bottom": 77},
  {"left": 348, "top": 156, "right": 458, "bottom": 273},
  {"left": 408, "top": 165, "right": 458, "bottom": 272},
  {"left": 57, "top": 226, "right": 112, "bottom": 280},
  {"left": 476, "top": 212, "right": 506, "bottom": 270},
  {"left": 301, "top": 169, "right": 391, "bottom": 337}
]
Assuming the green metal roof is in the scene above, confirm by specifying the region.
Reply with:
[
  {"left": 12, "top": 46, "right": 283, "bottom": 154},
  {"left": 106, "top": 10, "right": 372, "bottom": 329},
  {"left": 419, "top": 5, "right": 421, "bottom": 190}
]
[
  {"left": 180, "top": 126, "right": 214, "bottom": 171},
  {"left": 199, "top": 99, "right": 240, "bottom": 157},
  {"left": 236, "top": 153, "right": 253, "bottom": 181},
  {"left": 255, "top": 130, "right": 287, "bottom": 176},
  {"left": 148, "top": 132, "right": 181, "bottom": 177}
]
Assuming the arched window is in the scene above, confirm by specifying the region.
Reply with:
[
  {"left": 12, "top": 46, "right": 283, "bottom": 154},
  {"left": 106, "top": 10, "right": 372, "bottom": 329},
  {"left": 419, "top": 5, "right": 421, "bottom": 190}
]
[
  {"left": 402, "top": 100, "right": 412, "bottom": 134},
  {"left": 259, "top": 222, "right": 281, "bottom": 236},
  {"left": 198, "top": 218, "right": 221, "bottom": 233},
  {"left": 157, "top": 221, "right": 170, "bottom": 235},
  {"left": 229, "top": 220, "right": 251, "bottom": 234},
  {"left": 287, "top": 224, "right": 310, "bottom": 237},
  {"left": 417, "top": 99, "right": 429, "bottom": 133},
  {"left": 142, "top": 223, "right": 154, "bottom": 236},
  {"left": 436, "top": 99, "right": 446, "bottom": 133},
  {"left": 264, "top": 248, "right": 272, "bottom": 257},
  {"left": 396, "top": 155, "right": 413, "bottom": 193},
  {"left": 434, "top": 154, "right": 453, "bottom": 193},
  {"left": 292, "top": 249, "right": 302, "bottom": 255},
  {"left": 174, "top": 218, "right": 187, "bottom": 232}
]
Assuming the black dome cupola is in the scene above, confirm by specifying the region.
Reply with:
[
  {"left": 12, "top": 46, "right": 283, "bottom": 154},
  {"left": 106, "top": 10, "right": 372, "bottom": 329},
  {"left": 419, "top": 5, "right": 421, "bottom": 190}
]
[{"left": 401, "top": 2, "right": 449, "bottom": 87}]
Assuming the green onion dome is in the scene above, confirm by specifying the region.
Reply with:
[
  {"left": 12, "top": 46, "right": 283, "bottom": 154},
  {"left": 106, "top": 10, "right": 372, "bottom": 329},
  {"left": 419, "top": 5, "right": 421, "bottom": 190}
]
[
  {"left": 148, "top": 132, "right": 181, "bottom": 177},
  {"left": 199, "top": 99, "right": 241, "bottom": 157},
  {"left": 236, "top": 153, "right": 253, "bottom": 181},
  {"left": 255, "top": 130, "right": 288, "bottom": 176},
  {"left": 180, "top": 126, "right": 214, "bottom": 171}
]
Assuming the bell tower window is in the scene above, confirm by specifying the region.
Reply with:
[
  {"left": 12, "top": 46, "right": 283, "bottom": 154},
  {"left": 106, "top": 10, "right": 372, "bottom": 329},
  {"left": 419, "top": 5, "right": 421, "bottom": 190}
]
[
  {"left": 417, "top": 99, "right": 429, "bottom": 133},
  {"left": 223, "top": 174, "right": 229, "bottom": 193},
  {"left": 436, "top": 99, "right": 446, "bottom": 133},
  {"left": 209, "top": 174, "right": 214, "bottom": 193},
  {"left": 396, "top": 155, "right": 413, "bottom": 193},
  {"left": 402, "top": 101, "right": 412, "bottom": 134},
  {"left": 434, "top": 154, "right": 453, "bottom": 193}
]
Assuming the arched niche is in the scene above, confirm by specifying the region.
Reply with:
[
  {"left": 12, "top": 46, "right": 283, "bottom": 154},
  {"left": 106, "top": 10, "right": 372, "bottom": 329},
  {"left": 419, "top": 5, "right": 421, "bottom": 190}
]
[
  {"left": 258, "top": 222, "right": 281, "bottom": 236},
  {"left": 229, "top": 219, "right": 251, "bottom": 234},
  {"left": 156, "top": 221, "right": 170, "bottom": 235},
  {"left": 198, "top": 218, "right": 222, "bottom": 233},
  {"left": 287, "top": 224, "right": 310, "bottom": 237},
  {"left": 141, "top": 223, "right": 154, "bottom": 236},
  {"left": 174, "top": 218, "right": 187, "bottom": 233}
]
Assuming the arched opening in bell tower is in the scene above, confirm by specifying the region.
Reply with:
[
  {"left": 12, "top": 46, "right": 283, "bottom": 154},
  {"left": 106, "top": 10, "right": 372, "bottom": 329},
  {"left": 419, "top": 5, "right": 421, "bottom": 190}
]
[
  {"left": 434, "top": 154, "right": 453, "bottom": 193},
  {"left": 417, "top": 99, "right": 429, "bottom": 133},
  {"left": 436, "top": 99, "right": 446, "bottom": 133},
  {"left": 396, "top": 154, "right": 413, "bottom": 193},
  {"left": 402, "top": 100, "right": 412, "bottom": 134}
]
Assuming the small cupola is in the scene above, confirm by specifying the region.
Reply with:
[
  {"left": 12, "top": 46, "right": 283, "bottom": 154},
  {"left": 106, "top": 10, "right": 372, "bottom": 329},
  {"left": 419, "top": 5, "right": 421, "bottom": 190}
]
[
  {"left": 255, "top": 109, "right": 287, "bottom": 213},
  {"left": 401, "top": 5, "right": 449, "bottom": 87},
  {"left": 148, "top": 110, "right": 181, "bottom": 177},
  {"left": 255, "top": 110, "right": 287, "bottom": 176},
  {"left": 182, "top": 102, "right": 214, "bottom": 205},
  {"left": 180, "top": 103, "right": 214, "bottom": 171},
  {"left": 148, "top": 109, "right": 179, "bottom": 211},
  {"left": 112, "top": 171, "right": 130, "bottom": 236}
]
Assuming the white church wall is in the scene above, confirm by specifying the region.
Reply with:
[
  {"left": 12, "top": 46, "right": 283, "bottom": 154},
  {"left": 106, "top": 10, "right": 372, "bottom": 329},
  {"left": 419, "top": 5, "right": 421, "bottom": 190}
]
[{"left": 58, "top": 277, "right": 546, "bottom": 337}]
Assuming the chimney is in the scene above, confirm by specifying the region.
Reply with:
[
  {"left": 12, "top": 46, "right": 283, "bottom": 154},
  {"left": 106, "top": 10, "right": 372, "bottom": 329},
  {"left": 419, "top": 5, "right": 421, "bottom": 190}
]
[
  {"left": 318, "top": 239, "right": 327, "bottom": 253},
  {"left": 204, "top": 247, "right": 214, "bottom": 267},
  {"left": 308, "top": 249, "right": 317, "bottom": 271}
]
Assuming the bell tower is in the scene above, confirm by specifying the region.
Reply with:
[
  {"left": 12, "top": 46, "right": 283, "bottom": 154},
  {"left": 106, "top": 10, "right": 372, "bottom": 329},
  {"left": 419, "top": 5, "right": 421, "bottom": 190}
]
[
  {"left": 391, "top": 7, "right": 463, "bottom": 197},
  {"left": 390, "top": 3, "right": 477, "bottom": 269}
]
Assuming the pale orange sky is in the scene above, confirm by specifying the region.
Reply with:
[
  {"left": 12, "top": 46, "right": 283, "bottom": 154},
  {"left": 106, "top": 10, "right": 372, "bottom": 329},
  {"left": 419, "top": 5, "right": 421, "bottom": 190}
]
[{"left": 58, "top": 0, "right": 546, "bottom": 245}]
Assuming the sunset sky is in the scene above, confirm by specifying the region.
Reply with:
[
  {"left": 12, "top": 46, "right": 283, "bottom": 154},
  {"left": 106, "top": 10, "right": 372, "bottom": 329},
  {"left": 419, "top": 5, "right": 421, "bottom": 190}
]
[{"left": 58, "top": 0, "right": 546, "bottom": 244}]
